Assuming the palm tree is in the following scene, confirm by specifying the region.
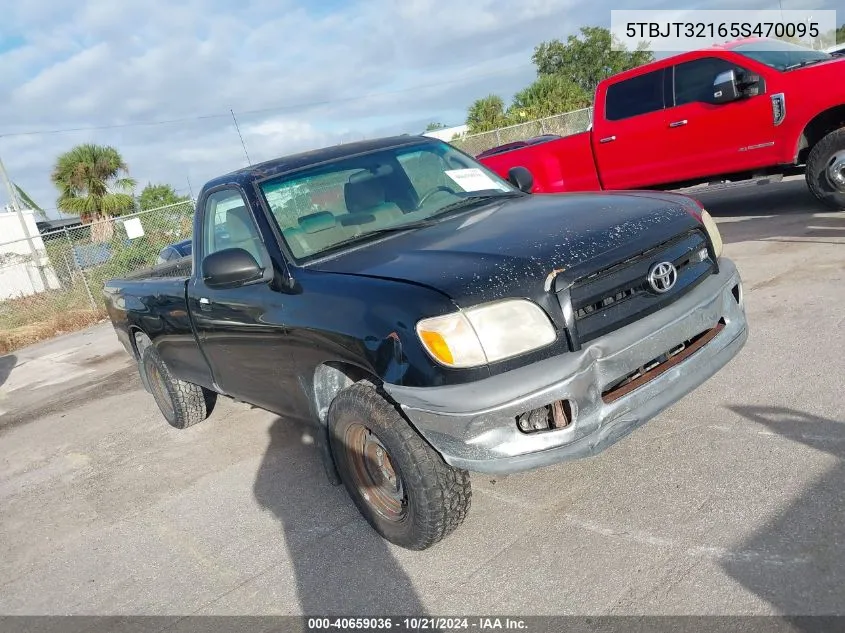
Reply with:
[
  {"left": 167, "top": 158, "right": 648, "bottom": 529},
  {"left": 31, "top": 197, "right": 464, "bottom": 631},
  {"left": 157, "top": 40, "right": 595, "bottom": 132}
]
[
  {"left": 466, "top": 95, "right": 511, "bottom": 134},
  {"left": 51, "top": 144, "right": 137, "bottom": 222}
]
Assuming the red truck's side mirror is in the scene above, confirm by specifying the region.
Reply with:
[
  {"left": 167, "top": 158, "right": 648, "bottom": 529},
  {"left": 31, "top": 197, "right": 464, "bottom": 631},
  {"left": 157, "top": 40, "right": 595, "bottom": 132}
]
[
  {"left": 508, "top": 166, "right": 534, "bottom": 193},
  {"left": 712, "top": 70, "right": 741, "bottom": 104}
]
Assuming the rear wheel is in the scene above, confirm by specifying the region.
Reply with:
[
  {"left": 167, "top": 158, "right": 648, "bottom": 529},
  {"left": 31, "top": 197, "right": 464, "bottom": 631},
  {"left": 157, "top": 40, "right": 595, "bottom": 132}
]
[
  {"left": 327, "top": 381, "right": 471, "bottom": 550},
  {"left": 141, "top": 345, "right": 217, "bottom": 429},
  {"left": 805, "top": 128, "right": 845, "bottom": 210}
]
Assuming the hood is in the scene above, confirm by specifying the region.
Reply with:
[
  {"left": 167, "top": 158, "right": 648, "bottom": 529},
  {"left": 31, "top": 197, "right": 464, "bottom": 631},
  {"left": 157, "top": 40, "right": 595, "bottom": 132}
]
[{"left": 308, "top": 191, "right": 703, "bottom": 306}]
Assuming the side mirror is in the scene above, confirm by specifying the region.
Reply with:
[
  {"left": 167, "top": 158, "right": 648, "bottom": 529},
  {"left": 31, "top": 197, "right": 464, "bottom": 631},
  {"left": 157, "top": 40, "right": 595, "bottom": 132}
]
[
  {"left": 508, "top": 166, "right": 534, "bottom": 193},
  {"left": 202, "top": 248, "right": 265, "bottom": 289},
  {"left": 712, "top": 70, "right": 741, "bottom": 104}
]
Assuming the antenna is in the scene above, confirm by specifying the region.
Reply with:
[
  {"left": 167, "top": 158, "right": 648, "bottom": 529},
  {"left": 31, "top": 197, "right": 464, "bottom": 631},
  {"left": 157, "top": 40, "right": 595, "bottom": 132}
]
[{"left": 230, "top": 109, "right": 252, "bottom": 166}]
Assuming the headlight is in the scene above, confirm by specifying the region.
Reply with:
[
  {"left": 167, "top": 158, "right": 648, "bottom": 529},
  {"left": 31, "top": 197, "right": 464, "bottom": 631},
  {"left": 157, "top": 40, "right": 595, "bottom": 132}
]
[
  {"left": 416, "top": 299, "right": 557, "bottom": 368},
  {"left": 700, "top": 209, "right": 723, "bottom": 259}
]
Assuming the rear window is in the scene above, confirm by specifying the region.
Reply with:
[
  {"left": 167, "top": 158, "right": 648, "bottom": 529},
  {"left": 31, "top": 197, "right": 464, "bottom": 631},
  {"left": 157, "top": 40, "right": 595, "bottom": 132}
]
[{"left": 605, "top": 69, "right": 666, "bottom": 121}]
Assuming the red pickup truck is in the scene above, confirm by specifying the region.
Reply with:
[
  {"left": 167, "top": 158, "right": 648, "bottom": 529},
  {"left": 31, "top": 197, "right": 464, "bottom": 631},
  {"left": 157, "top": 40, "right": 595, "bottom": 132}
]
[{"left": 479, "top": 38, "right": 845, "bottom": 209}]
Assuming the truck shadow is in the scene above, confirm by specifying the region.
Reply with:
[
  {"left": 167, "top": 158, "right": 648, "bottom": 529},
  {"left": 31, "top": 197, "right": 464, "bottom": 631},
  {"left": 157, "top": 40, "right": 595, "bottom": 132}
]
[
  {"left": 688, "top": 179, "right": 845, "bottom": 245},
  {"left": 720, "top": 405, "right": 845, "bottom": 621},
  {"left": 0, "top": 354, "right": 16, "bottom": 388},
  {"left": 252, "top": 416, "right": 428, "bottom": 615}
]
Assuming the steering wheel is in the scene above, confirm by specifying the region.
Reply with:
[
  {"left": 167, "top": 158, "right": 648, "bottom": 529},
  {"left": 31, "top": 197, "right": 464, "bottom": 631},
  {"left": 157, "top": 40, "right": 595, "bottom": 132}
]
[{"left": 416, "top": 185, "right": 458, "bottom": 209}]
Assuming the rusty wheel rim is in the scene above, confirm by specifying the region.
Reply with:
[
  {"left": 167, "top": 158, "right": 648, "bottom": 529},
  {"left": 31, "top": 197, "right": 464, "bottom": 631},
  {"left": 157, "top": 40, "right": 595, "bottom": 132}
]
[
  {"left": 344, "top": 423, "right": 407, "bottom": 522},
  {"left": 147, "top": 361, "right": 175, "bottom": 420}
]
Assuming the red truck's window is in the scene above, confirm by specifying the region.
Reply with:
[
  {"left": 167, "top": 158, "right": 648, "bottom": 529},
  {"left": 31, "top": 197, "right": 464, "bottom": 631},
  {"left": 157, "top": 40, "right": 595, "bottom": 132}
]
[
  {"left": 605, "top": 69, "right": 666, "bottom": 121},
  {"left": 672, "top": 57, "right": 749, "bottom": 106}
]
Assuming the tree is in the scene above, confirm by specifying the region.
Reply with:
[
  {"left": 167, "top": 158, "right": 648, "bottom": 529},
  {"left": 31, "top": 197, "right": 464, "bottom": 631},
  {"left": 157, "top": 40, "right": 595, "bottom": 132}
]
[
  {"left": 425, "top": 122, "right": 447, "bottom": 131},
  {"left": 466, "top": 94, "right": 512, "bottom": 134},
  {"left": 51, "top": 144, "right": 136, "bottom": 222},
  {"left": 508, "top": 74, "right": 591, "bottom": 120},
  {"left": 532, "top": 26, "right": 654, "bottom": 96},
  {"left": 138, "top": 183, "right": 190, "bottom": 211},
  {"left": 838, "top": 24, "right": 845, "bottom": 44}
]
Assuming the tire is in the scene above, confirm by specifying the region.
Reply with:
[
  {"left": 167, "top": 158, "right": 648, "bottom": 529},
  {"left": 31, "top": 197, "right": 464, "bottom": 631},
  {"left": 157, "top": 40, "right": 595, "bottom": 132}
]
[
  {"left": 141, "top": 345, "right": 217, "bottom": 429},
  {"left": 805, "top": 128, "right": 845, "bottom": 210},
  {"left": 327, "top": 381, "right": 471, "bottom": 550}
]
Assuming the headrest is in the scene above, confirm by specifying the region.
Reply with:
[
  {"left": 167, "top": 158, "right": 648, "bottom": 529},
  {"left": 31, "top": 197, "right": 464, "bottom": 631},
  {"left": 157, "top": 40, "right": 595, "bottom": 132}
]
[
  {"left": 226, "top": 206, "right": 254, "bottom": 241},
  {"left": 339, "top": 213, "right": 375, "bottom": 227},
  {"left": 298, "top": 211, "right": 337, "bottom": 234},
  {"left": 344, "top": 173, "right": 387, "bottom": 213}
]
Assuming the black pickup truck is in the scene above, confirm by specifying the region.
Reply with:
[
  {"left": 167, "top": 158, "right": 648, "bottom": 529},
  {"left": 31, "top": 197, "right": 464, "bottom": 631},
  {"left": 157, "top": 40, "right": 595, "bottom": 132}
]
[{"left": 104, "top": 135, "right": 748, "bottom": 550}]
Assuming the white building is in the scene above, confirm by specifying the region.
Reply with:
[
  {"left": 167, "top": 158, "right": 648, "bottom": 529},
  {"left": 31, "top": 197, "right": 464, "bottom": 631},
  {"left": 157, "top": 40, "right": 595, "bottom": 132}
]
[
  {"left": 0, "top": 208, "right": 61, "bottom": 300},
  {"left": 421, "top": 124, "right": 469, "bottom": 142}
]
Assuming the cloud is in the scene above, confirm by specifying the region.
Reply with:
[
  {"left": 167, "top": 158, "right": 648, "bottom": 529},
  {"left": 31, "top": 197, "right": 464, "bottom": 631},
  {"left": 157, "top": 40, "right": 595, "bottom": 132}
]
[
  {"left": 0, "top": 0, "right": 838, "bottom": 217},
  {"left": 2, "top": 0, "right": 582, "bottom": 216}
]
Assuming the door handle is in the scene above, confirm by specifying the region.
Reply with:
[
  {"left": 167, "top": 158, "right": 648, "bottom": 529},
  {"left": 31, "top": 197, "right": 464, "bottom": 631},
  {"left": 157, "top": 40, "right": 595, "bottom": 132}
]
[
  {"left": 199, "top": 297, "right": 211, "bottom": 311},
  {"left": 669, "top": 119, "right": 688, "bottom": 128},
  {"left": 599, "top": 135, "right": 617, "bottom": 144}
]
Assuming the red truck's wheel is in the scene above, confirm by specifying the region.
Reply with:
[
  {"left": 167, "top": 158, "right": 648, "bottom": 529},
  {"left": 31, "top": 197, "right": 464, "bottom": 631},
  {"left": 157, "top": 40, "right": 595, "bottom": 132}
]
[
  {"left": 141, "top": 346, "right": 217, "bottom": 429},
  {"left": 806, "top": 128, "right": 845, "bottom": 210},
  {"left": 327, "top": 380, "right": 471, "bottom": 550}
]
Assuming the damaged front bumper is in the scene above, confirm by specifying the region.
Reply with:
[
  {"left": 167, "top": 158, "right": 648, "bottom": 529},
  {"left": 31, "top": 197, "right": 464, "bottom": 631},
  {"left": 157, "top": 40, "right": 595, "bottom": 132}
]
[{"left": 383, "top": 258, "right": 748, "bottom": 474}]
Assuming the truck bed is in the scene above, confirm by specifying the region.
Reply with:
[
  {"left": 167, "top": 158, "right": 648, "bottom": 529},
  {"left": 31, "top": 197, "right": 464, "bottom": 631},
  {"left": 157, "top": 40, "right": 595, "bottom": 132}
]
[
  {"left": 121, "top": 255, "right": 193, "bottom": 282},
  {"left": 102, "top": 255, "right": 197, "bottom": 372}
]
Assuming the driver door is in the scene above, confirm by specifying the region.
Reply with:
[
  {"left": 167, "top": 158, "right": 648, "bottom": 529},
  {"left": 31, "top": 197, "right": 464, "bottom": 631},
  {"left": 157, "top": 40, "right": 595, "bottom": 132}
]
[{"left": 187, "top": 187, "right": 299, "bottom": 417}]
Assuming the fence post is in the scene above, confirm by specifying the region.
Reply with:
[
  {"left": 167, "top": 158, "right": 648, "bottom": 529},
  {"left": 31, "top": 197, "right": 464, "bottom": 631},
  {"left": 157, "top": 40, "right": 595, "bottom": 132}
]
[
  {"left": 65, "top": 228, "right": 97, "bottom": 310},
  {"left": 540, "top": 118, "right": 548, "bottom": 134}
]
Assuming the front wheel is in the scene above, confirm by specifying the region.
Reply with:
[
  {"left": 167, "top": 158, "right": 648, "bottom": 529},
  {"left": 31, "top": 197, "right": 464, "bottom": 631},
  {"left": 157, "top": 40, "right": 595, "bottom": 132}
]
[
  {"left": 141, "top": 345, "right": 217, "bottom": 429},
  {"left": 327, "top": 381, "right": 471, "bottom": 550},
  {"left": 805, "top": 128, "right": 845, "bottom": 210}
]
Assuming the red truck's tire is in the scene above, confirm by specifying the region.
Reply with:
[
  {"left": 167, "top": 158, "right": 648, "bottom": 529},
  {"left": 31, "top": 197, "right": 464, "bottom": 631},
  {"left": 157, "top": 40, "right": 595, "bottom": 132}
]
[
  {"left": 806, "top": 128, "right": 845, "bottom": 210},
  {"left": 141, "top": 345, "right": 217, "bottom": 429},
  {"left": 327, "top": 381, "right": 471, "bottom": 550}
]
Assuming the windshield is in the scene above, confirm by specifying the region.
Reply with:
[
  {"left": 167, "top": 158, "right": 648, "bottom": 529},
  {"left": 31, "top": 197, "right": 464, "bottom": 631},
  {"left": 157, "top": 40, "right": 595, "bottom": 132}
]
[
  {"left": 258, "top": 140, "right": 520, "bottom": 260},
  {"left": 732, "top": 39, "right": 832, "bottom": 71}
]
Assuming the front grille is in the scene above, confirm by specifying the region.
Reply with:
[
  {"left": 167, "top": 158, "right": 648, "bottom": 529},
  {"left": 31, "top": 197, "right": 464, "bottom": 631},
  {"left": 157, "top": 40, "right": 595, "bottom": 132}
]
[{"left": 561, "top": 230, "right": 715, "bottom": 347}]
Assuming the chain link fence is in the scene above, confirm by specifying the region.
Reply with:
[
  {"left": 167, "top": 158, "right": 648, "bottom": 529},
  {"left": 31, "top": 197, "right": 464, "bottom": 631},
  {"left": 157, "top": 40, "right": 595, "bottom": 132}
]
[
  {"left": 0, "top": 200, "right": 195, "bottom": 353},
  {"left": 451, "top": 107, "right": 594, "bottom": 157}
]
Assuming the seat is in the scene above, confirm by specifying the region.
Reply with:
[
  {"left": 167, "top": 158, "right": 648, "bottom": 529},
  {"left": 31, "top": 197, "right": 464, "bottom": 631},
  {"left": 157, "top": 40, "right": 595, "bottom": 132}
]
[
  {"left": 282, "top": 226, "right": 311, "bottom": 258},
  {"left": 343, "top": 173, "right": 404, "bottom": 224},
  {"left": 295, "top": 210, "right": 349, "bottom": 253},
  {"left": 224, "top": 205, "right": 264, "bottom": 264}
]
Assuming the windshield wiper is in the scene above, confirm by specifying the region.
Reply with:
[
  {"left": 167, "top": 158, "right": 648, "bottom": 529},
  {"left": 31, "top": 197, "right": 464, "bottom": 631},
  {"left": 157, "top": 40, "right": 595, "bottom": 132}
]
[
  {"left": 785, "top": 57, "right": 829, "bottom": 70},
  {"left": 426, "top": 191, "right": 524, "bottom": 217}
]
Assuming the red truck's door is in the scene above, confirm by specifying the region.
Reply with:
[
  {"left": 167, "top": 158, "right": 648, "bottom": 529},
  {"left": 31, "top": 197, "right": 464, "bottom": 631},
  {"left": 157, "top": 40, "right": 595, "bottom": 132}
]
[
  {"left": 661, "top": 55, "right": 778, "bottom": 180},
  {"left": 593, "top": 67, "right": 671, "bottom": 190}
]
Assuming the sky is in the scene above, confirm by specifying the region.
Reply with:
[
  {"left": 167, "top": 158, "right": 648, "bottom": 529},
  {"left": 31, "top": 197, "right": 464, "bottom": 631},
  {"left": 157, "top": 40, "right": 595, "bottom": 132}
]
[{"left": 0, "top": 0, "right": 838, "bottom": 219}]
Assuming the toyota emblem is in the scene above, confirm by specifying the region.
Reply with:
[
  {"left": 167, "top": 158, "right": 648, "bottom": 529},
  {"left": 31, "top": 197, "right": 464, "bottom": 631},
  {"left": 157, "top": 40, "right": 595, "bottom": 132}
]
[{"left": 647, "top": 261, "right": 678, "bottom": 293}]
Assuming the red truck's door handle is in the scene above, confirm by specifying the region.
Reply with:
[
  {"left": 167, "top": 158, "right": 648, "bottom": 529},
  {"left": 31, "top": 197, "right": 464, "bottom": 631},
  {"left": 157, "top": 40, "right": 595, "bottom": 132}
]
[
  {"left": 669, "top": 119, "right": 688, "bottom": 128},
  {"left": 599, "top": 136, "right": 616, "bottom": 144}
]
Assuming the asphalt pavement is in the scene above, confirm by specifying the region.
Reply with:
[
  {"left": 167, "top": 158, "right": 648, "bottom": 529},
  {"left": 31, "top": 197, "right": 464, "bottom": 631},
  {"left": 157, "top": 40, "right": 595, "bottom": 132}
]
[{"left": 1, "top": 177, "right": 843, "bottom": 617}]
